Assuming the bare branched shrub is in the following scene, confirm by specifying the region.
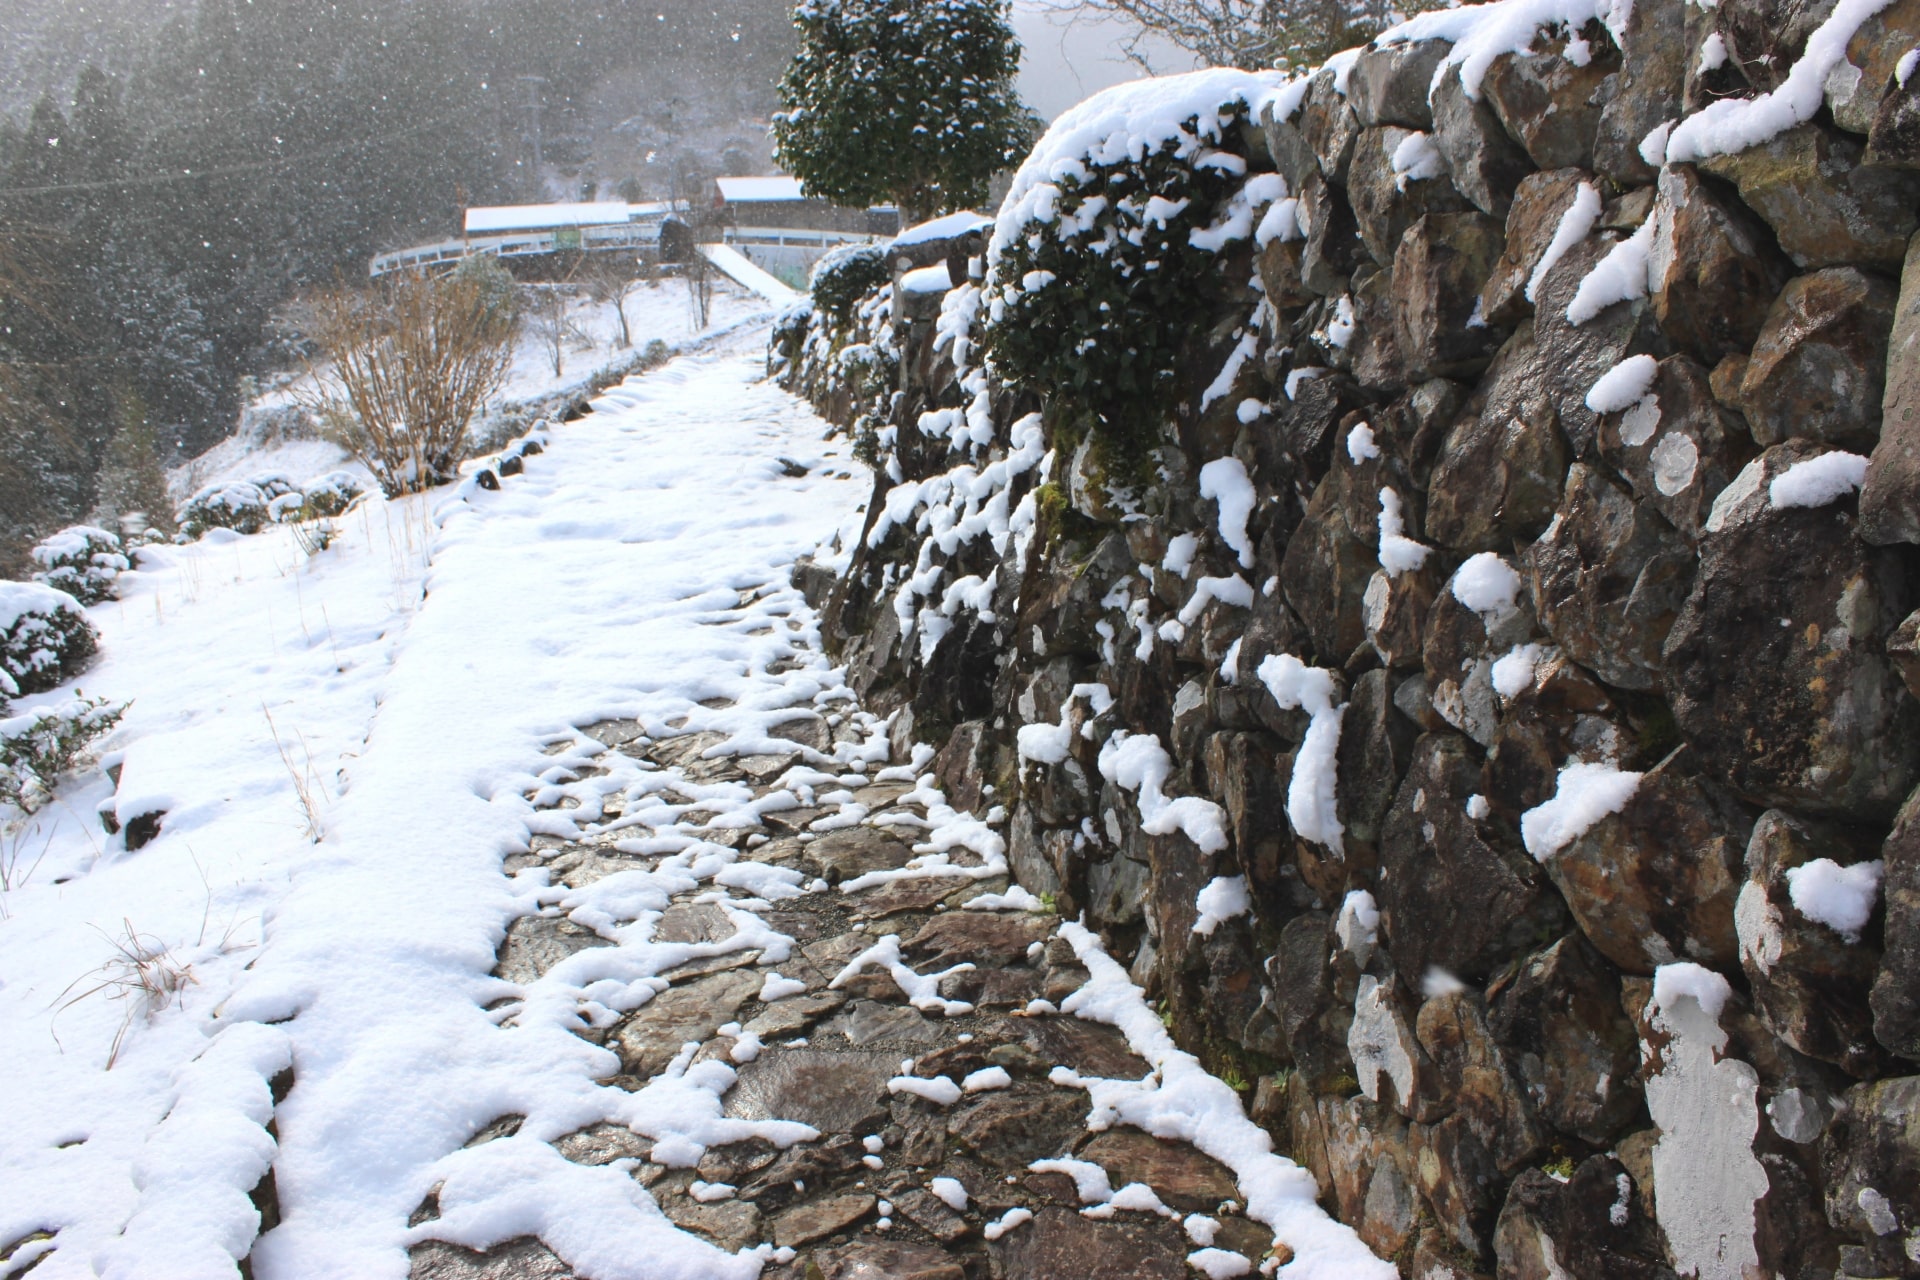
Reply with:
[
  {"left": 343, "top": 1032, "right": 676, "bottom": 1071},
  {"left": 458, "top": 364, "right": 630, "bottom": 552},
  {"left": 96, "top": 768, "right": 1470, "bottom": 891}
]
[
  {"left": 1039, "top": 0, "right": 1398, "bottom": 72},
  {"left": 685, "top": 250, "right": 715, "bottom": 331},
  {"left": 578, "top": 252, "right": 648, "bottom": 350},
  {"left": 526, "top": 284, "right": 571, "bottom": 379},
  {"left": 300, "top": 271, "right": 515, "bottom": 496}
]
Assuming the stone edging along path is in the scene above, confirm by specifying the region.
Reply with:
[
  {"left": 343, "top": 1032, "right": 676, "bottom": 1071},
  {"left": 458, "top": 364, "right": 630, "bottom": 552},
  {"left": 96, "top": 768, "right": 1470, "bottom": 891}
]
[{"left": 409, "top": 580, "right": 1334, "bottom": 1280}]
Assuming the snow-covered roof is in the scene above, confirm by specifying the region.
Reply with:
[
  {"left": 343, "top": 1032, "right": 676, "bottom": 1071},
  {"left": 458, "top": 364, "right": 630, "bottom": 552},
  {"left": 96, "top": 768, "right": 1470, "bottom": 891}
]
[
  {"left": 464, "top": 203, "right": 652, "bottom": 234},
  {"left": 715, "top": 176, "right": 806, "bottom": 204},
  {"left": 893, "top": 211, "right": 992, "bottom": 248}
]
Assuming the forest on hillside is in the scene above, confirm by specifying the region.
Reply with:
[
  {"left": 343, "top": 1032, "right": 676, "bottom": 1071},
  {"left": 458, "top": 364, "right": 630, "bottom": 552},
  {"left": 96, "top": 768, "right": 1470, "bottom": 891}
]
[{"left": 0, "top": 0, "right": 794, "bottom": 572}]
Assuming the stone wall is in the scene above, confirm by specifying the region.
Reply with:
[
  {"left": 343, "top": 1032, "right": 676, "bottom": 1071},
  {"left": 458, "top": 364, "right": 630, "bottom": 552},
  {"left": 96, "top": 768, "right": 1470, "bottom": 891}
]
[{"left": 777, "top": 2, "right": 1920, "bottom": 1275}]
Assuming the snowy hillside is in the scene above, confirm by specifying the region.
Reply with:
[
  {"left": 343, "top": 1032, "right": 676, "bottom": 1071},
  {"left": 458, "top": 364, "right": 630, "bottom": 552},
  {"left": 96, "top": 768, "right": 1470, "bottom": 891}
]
[
  {"left": 173, "top": 277, "right": 767, "bottom": 505},
  {"left": 2, "top": 326, "right": 868, "bottom": 1274}
]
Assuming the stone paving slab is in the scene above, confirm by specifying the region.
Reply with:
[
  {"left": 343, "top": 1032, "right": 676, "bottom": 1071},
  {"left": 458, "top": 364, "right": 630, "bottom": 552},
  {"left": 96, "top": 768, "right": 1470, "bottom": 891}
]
[{"left": 408, "top": 591, "right": 1278, "bottom": 1280}]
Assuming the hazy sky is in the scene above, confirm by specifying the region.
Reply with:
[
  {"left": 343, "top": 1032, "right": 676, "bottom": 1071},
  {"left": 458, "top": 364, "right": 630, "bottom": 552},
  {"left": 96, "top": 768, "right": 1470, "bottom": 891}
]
[{"left": 1010, "top": 1, "right": 1202, "bottom": 120}]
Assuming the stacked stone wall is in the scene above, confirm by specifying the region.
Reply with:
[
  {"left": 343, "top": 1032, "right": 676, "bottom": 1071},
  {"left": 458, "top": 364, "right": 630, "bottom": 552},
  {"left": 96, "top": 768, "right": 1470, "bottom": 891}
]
[{"left": 778, "top": 3, "right": 1920, "bottom": 1273}]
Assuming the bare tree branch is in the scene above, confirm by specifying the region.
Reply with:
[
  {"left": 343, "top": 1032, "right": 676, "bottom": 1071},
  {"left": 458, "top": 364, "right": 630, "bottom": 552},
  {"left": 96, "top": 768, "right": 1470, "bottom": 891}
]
[{"left": 297, "top": 271, "right": 515, "bottom": 496}]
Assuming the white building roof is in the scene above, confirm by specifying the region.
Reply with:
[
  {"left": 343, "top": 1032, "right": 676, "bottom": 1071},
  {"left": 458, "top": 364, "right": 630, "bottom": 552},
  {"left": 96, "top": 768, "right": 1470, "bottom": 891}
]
[
  {"left": 463, "top": 202, "right": 667, "bottom": 234},
  {"left": 715, "top": 175, "right": 807, "bottom": 203}
]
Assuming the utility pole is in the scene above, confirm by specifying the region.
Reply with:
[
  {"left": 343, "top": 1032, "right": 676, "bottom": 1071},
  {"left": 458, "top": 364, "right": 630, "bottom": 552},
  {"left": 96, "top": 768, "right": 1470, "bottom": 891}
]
[{"left": 518, "top": 75, "right": 548, "bottom": 184}]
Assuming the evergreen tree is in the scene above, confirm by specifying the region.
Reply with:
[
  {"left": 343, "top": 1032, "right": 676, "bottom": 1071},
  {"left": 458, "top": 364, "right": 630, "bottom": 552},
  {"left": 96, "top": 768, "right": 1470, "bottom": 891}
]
[
  {"left": 772, "top": 0, "right": 1035, "bottom": 223},
  {"left": 96, "top": 408, "right": 177, "bottom": 537}
]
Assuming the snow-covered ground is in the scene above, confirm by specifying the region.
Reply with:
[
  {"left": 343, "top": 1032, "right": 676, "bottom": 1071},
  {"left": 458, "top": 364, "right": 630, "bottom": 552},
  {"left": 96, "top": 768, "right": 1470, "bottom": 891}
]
[
  {"left": 172, "top": 276, "right": 767, "bottom": 504},
  {"left": 6, "top": 313, "right": 1384, "bottom": 1279},
  {"left": 1, "top": 325, "right": 869, "bottom": 1277}
]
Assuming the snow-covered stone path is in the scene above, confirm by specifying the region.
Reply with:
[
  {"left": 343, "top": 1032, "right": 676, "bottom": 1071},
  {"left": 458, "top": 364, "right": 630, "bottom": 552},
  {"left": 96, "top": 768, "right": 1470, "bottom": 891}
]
[{"left": 1, "top": 323, "right": 1383, "bottom": 1280}]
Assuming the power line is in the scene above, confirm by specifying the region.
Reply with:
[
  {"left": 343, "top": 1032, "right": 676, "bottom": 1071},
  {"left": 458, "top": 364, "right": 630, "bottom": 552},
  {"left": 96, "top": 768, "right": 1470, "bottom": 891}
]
[{"left": 0, "top": 107, "right": 482, "bottom": 202}]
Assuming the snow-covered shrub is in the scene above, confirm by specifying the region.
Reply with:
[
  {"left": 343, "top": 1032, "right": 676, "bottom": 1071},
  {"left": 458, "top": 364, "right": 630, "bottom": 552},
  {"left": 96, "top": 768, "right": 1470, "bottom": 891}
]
[
  {"left": 29, "top": 526, "right": 130, "bottom": 606},
  {"left": 0, "top": 582, "right": 99, "bottom": 708},
  {"left": 178, "top": 480, "right": 271, "bottom": 540},
  {"left": 298, "top": 471, "right": 366, "bottom": 518},
  {"left": 983, "top": 75, "right": 1276, "bottom": 475},
  {"left": 770, "top": 303, "right": 813, "bottom": 377},
  {"left": 267, "top": 492, "right": 308, "bottom": 523},
  {"left": 809, "top": 244, "right": 892, "bottom": 329},
  {"left": 1, "top": 695, "right": 126, "bottom": 813}
]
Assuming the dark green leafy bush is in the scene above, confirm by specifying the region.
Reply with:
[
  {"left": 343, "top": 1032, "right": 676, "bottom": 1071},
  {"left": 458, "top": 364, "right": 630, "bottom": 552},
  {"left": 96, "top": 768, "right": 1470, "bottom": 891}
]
[
  {"left": 810, "top": 244, "right": 893, "bottom": 330},
  {"left": 30, "top": 526, "right": 130, "bottom": 606},
  {"left": 1, "top": 583, "right": 99, "bottom": 708},
  {"left": 983, "top": 99, "right": 1263, "bottom": 473},
  {"left": 1, "top": 695, "right": 126, "bottom": 813}
]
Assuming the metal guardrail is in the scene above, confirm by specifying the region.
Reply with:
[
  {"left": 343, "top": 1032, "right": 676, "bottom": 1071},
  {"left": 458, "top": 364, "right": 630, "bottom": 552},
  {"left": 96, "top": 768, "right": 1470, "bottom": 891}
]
[
  {"left": 720, "top": 227, "right": 878, "bottom": 250},
  {"left": 369, "top": 220, "right": 669, "bottom": 278},
  {"left": 370, "top": 222, "right": 880, "bottom": 279}
]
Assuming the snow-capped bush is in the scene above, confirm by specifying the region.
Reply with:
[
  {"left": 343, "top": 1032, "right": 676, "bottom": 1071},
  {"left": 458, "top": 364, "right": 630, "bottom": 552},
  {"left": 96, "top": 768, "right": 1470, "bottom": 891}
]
[
  {"left": 770, "top": 303, "right": 813, "bottom": 378},
  {"left": 983, "top": 72, "right": 1279, "bottom": 473},
  {"left": 1, "top": 695, "right": 126, "bottom": 813},
  {"left": 298, "top": 471, "right": 367, "bottom": 518},
  {"left": 30, "top": 526, "right": 130, "bottom": 606},
  {"left": 0, "top": 582, "right": 99, "bottom": 709},
  {"left": 178, "top": 480, "right": 272, "bottom": 540},
  {"left": 248, "top": 473, "right": 301, "bottom": 503},
  {"left": 809, "top": 244, "right": 892, "bottom": 329},
  {"left": 267, "top": 492, "right": 308, "bottom": 523}
]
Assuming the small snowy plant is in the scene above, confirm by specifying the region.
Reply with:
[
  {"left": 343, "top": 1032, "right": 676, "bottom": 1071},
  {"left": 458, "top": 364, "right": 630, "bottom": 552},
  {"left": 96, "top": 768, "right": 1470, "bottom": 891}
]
[
  {"left": 29, "top": 526, "right": 130, "bottom": 605},
  {"left": 296, "top": 471, "right": 367, "bottom": 518},
  {"left": 1, "top": 582, "right": 100, "bottom": 708},
  {"left": 1, "top": 695, "right": 126, "bottom": 813},
  {"left": 178, "top": 480, "right": 272, "bottom": 540}
]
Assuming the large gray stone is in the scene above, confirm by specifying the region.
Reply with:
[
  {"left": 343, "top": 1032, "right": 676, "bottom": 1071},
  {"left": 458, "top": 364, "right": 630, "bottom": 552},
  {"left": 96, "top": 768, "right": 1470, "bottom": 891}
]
[
  {"left": 1664, "top": 442, "right": 1920, "bottom": 821},
  {"left": 1526, "top": 462, "right": 1696, "bottom": 692},
  {"left": 1646, "top": 165, "right": 1794, "bottom": 365},
  {"left": 1391, "top": 211, "right": 1507, "bottom": 380},
  {"left": 1348, "top": 126, "right": 1472, "bottom": 267},
  {"left": 1737, "top": 810, "right": 1890, "bottom": 1078},
  {"left": 1377, "top": 732, "right": 1567, "bottom": 984},
  {"left": 1698, "top": 122, "right": 1920, "bottom": 271},
  {"left": 811, "top": 1239, "right": 965, "bottom": 1280},
  {"left": 494, "top": 914, "right": 608, "bottom": 985},
  {"left": 988, "top": 1207, "right": 1189, "bottom": 1279},
  {"left": 1544, "top": 770, "right": 1752, "bottom": 974},
  {"left": 1493, "top": 1158, "right": 1670, "bottom": 1280},
  {"left": 1432, "top": 63, "right": 1536, "bottom": 219},
  {"left": 1860, "top": 232, "right": 1920, "bottom": 544},
  {"left": 726, "top": 1048, "right": 900, "bottom": 1133},
  {"left": 1349, "top": 39, "right": 1452, "bottom": 130},
  {"left": 1743, "top": 268, "right": 1889, "bottom": 452},
  {"left": 1593, "top": 354, "right": 1753, "bottom": 543},
  {"left": 1819, "top": 1075, "right": 1920, "bottom": 1274},
  {"left": 1592, "top": 0, "right": 1685, "bottom": 186},
  {"left": 1425, "top": 322, "right": 1573, "bottom": 553},
  {"left": 410, "top": 1238, "right": 572, "bottom": 1280},
  {"left": 1478, "top": 168, "right": 1591, "bottom": 326},
  {"left": 1480, "top": 35, "right": 1618, "bottom": 171},
  {"left": 1871, "top": 786, "right": 1920, "bottom": 1059},
  {"left": 613, "top": 968, "right": 762, "bottom": 1079},
  {"left": 1489, "top": 935, "right": 1643, "bottom": 1147},
  {"left": 1829, "top": 0, "right": 1920, "bottom": 134}
]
